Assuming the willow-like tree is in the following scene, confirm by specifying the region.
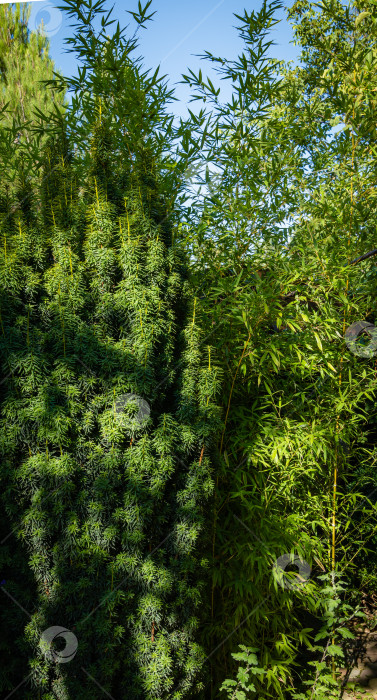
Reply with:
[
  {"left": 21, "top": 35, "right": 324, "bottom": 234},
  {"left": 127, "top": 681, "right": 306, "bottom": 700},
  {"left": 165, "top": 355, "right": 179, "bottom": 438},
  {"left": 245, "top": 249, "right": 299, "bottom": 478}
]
[{"left": 177, "top": 0, "right": 377, "bottom": 697}]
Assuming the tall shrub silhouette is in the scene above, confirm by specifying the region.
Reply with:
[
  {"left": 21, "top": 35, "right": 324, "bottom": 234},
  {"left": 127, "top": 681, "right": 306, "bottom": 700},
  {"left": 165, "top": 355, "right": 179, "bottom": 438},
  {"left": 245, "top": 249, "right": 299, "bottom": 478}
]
[{"left": 0, "top": 3, "right": 221, "bottom": 697}]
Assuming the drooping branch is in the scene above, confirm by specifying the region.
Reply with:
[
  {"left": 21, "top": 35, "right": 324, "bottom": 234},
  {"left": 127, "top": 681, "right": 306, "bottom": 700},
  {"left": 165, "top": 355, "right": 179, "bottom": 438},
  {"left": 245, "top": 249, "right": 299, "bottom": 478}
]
[{"left": 347, "top": 248, "right": 377, "bottom": 266}]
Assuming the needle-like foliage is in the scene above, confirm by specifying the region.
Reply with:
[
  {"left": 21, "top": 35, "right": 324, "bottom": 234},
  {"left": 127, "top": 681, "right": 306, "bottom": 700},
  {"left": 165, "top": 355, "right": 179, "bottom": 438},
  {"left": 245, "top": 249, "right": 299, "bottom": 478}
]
[{"left": 0, "top": 4, "right": 221, "bottom": 696}]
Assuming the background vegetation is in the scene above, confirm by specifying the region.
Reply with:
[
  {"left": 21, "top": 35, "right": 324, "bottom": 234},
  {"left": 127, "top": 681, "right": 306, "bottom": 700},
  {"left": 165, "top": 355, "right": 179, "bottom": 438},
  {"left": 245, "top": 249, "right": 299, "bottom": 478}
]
[{"left": 0, "top": 0, "right": 377, "bottom": 698}]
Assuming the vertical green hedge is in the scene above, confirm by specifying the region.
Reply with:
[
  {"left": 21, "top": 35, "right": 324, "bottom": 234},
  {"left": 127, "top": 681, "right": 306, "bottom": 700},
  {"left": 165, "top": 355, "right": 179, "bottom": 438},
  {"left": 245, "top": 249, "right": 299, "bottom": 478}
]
[{"left": 0, "top": 93, "right": 221, "bottom": 698}]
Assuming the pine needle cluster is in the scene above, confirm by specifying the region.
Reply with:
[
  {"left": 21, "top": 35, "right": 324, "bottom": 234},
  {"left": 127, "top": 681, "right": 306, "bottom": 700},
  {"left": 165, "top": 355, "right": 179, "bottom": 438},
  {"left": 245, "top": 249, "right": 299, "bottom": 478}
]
[{"left": 0, "top": 94, "right": 221, "bottom": 698}]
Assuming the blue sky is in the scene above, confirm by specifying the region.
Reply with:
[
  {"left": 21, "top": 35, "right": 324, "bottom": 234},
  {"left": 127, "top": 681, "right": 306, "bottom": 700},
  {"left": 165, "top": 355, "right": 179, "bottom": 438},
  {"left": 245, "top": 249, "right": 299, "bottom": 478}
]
[{"left": 25, "top": 0, "right": 301, "bottom": 120}]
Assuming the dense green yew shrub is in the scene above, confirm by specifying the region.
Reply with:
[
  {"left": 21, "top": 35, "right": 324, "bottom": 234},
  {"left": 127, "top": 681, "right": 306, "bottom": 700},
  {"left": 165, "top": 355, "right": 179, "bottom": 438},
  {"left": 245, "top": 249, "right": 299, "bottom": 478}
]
[
  {"left": 0, "top": 8, "right": 63, "bottom": 675},
  {"left": 0, "top": 147, "right": 48, "bottom": 696},
  {"left": 0, "top": 44, "right": 221, "bottom": 700}
]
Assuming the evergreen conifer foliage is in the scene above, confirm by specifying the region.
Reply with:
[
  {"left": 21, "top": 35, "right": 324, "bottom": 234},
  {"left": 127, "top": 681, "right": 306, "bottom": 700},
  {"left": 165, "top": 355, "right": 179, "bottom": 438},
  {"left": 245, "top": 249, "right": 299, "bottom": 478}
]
[
  {"left": 0, "top": 90, "right": 221, "bottom": 698},
  {"left": 0, "top": 99, "right": 58, "bottom": 693},
  {"left": 0, "top": 2, "right": 67, "bottom": 207}
]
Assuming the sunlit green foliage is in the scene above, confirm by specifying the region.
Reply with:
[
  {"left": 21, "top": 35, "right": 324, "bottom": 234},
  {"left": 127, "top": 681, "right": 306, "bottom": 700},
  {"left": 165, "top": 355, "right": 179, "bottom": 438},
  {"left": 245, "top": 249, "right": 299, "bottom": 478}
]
[
  {"left": 1, "top": 0, "right": 377, "bottom": 697},
  {"left": 0, "top": 2, "right": 67, "bottom": 211},
  {"left": 0, "top": 4, "right": 221, "bottom": 697},
  {"left": 177, "top": 0, "right": 377, "bottom": 696}
]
